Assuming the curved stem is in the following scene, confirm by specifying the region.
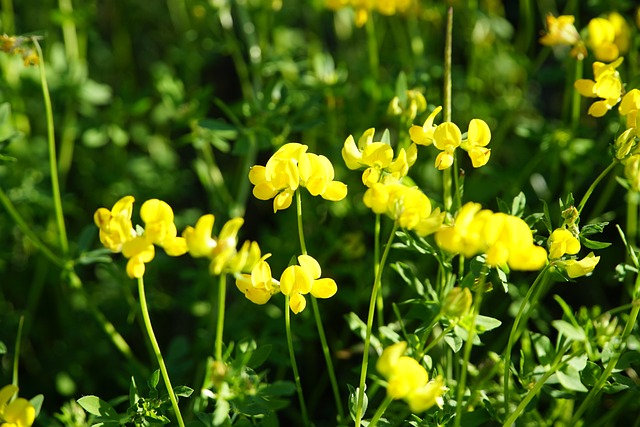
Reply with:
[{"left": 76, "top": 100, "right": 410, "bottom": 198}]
[
  {"left": 453, "top": 268, "right": 488, "bottom": 427},
  {"left": 503, "top": 266, "right": 550, "bottom": 416},
  {"left": 137, "top": 277, "right": 185, "bottom": 427},
  {"left": 442, "top": 5, "right": 453, "bottom": 212},
  {"left": 375, "top": 214, "right": 384, "bottom": 329},
  {"left": 215, "top": 274, "right": 227, "bottom": 362},
  {"left": 577, "top": 160, "right": 618, "bottom": 214},
  {"left": 368, "top": 394, "right": 394, "bottom": 427},
  {"left": 33, "top": 38, "right": 68, "bottom": 256},
  {"left": 12, "top": 316, "right": 24, "bottom": 387},
  {"left": 285, "top": 295, "right": 310, "bottom": 426},
  {"left": 296, "top": 189, "right": 307, "bottom": 255},
  {"left": 354, "top": 222, "right": 399, "bottom": 425}
]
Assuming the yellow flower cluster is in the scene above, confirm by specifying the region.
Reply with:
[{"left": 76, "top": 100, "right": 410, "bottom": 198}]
[
  {"left": 0, "top": 385, "right": 35, "bottom": 427},
  {"left": 363, "top": 182, "right": 443, "bottom": 236},
  {"left": 587, "top": 12, "right": 630, "bottom": 62},
  {"left": 95, "top": 196, "right": 260, "bottom": 278},
  {"left": 94, "top": 196, "right": 187, "bottom": 278},
  {"left": 325, "top": 0, "right": 416, "bottom": 27},
  {"left": 539, "top": 12, "right": 630, "bottom": 61},
  {"left": 376, "top": 342, "right": 447, "bottom": 413},
  {"left": 435, "top": 202, "right": 547, "bottom": 271},
  {"left": 0, "top": 34, "right": 39, "bottom": 66},
  {"left": 235, "top": 254, "right": 337, "bottom": 314},
  {"left": 249, "top": 143, "right": 348, "bottom": 213},
  {"left": 574, "top": 57, "right": 623, "bottom": 117},
  {"left": 388, "top": 89, "right": 427, "bottom": 122},
  {"left": 182, "top": 214, "right": 261, "bottom": 276},
  {"left": 409, "top": 106, "right": 492, "bottom": 169},
  {"left": 342, "top": 128, "right": 417, "bottom": 187}
]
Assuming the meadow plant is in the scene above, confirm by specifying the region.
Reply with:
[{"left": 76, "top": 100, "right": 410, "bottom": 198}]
[{"left": 2, "top": 2, "right": 640, "bottom": 427}]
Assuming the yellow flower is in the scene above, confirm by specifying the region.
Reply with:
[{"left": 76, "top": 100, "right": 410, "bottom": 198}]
[
  {"left": 363, "top": 183, "right": 443, "bottom": 236},
  {"left": 435, "top": 202, "right": 547, "bottom": 271},
  {"left": 624, "top": 154, "right": 640, "bottom": 191},
  {"left": 94, "top": 197, "right": 187, "bottom": 278},
  {"left": 280, "top": 254, "right": 337, "bottom": 314},
  {"left": 548, "top": 228, "right": 581, "bottom": 259},
  {"left": 619, "top": 89, "right": 640, "bottom": 131},
  {"left": 587, "top": 13, "right": 630, "bottom": 62},
  {"left": 574, "top": 58, "right": 624, "bottom": 117},
  {"left": 460, "top": 119, "right": 492, "bottom": 168},
  {"left": 236, "top": 256, "right": 280, "bottom": 305},
  {"left": 433, "top": 122, "right": 461, "bottom": 170},
  {"left": 342, "top": 128, "right": 416, "bottom": 186},
  {"left": 376, "top": 342, "right": 447, "bottom": 412},
  {"left": 251, "top": 143, "right": 347, "bottom": 212},
  {"left": 0, "top": 385, "right": 35, "bottom": 427},
  {"left": 388, "top": 89, "right": 427, "bottom": 122},
  {"left": 539, "top": 14, "right": 581, "bottom": 47},
  {"left": 556, "top": 252, "right": 600, "bottom": 278},
  {"left": 409, "top": 106, "right": 442, "bottom": 147}
]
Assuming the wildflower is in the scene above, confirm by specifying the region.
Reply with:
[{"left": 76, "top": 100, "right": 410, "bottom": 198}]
[
  {"left": 94, "top": 196, "right": 187, "bottom": 278},
  {"left": 555, "top": 252, "right": 600, "bottom": 278},
  {"left": 574, "top": 57, "right": 624, "bottom": 117},
  {"left": 548, "top": 228, "right": 581, "bottom": 259},
  {"left": 388, "top": 89, "right": 427, "bottom": 122},
  {"left": 326, "top": 0, "right": 416, "bottom": 27},
  {"left": 363, "top": 182, "right": 443, "bottom": 236},
  {"left": 0, "top": 385, "right": 35, "bottom": 427},
  {"left": 250, "top": 143, "right": 347, "bottom": 212},
  {"left": 0, "top": 34, "right": 39, "bottom": 67},
  {"left": 435, "top": 202, "right": 547, "bottom": 271},
  {"left": 376, "top": 342, "right": 447, "bottom": 413},
  {"left": 280, "top": 254, "right": 337, "bottom": 314},
  {"left": 624, "top": 154, "right": 640, "bottom": 191},
  {"left": 441, "top": 287, "right": 472, "bottom": 319},
  {"left": 619, "top": 89, "right": 640, "bottom": 131},
  {"left": 539, "top": 15, "right": 581, "bottom": 46},
  {"left": 342, "top": 128, "right": 417, "bottom": 186},
  {"left": 587, "top": 13, "right": 630, "bottom": 62},
  {"left": 410, "top": 108, "right": 492, "bottom": 170},
  {"left": 235, "top": 257, "right": 279, "bottom": 304},
  {"left": 183, "top": 215, "right": 262, "bottom": 275}
]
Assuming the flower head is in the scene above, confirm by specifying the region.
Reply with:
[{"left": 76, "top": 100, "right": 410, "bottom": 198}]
[
  {"left": 574, "top": 57, "right": 624, "bottom": 117},
  {"left": 251, "top": 143, "right": 347, "bottom": 212},
  {"left": 540, "top": 14, "right": 581, "bottom": 47},
  {"left": 376, "top": 342, "right": 447, "bottom": 412},
  {"left": 555, "top": 252, "right": 600, "bottom": 278},
  {"left": 0, "top": 385, "right": 35, "bottom": 427},
  {"left": 587, "top": 13, "right": 630, "bottom": 62},
  {"left": 548, "top": 228, "right": 581, "bottom": 259}
]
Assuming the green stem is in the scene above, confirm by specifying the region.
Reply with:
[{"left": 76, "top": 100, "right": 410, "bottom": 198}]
[
  {"left": 12, "top": 316, "right": 24, "bottom": 387},
  {"left": 420, "top": 319, "right": 455, "bottom": 359},
  {"left": 1, "top": 0, "right": 14, "bottom": 35},
  {"left": 137, "top": 277, "right": 185, "bottom": 427},
  {"left": 365, "top": 17, "right": 380, "bottom": 84},
  {"left": 443, "top": 5, "right": 453, "bottom": 212},
  {"left": 577, "top": 160, "right": 618, "bottom": 214},
  {"left": 296, "top": 189, "right": 344, "bottom": 422},
  {"left": 453, "top": 268, "right": 488, "bottom": 427},
  {"left": 354, "top": 222, "right": 399, "bottom": 425},
  {"left": 0, "top": 185, "right": 64, "bottom": 268},
  {"left": 503, "top": 266, "right": 550, "bottom": 416},
  {"left": 570, "top": 58, "right": 582, "bottom": 135},
  {"left": 285, "top": 295, "right": 310, "bottom": 426},
  {"left": 502, "top": 346, "right": 572, "bottom": 427},
  {"left": 58, "top": 0, "right": 79, "bottom": 62},
  {"left": 375, "top": 214, "right": 384, "bottom": 329},
  {"left": 33, "top": 38, "right": 69, "bottom": 256},
  {"left": 368, "top": 394, "right": 394, "bottom": 427},
  {"left": 215, "top": 274, "right": 227, "bottom": 362}
]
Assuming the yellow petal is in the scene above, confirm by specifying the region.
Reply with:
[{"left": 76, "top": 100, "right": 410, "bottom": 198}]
[
  {"left": 588, "top": 99, "right": 611, "bottom": 117},
  {"left": 467, "top": 119, "right": 491, "bottom": 147},
  {"left": 376, "top": 341, "right": 407, "bottom": 379},
  {"left": 433, "top": 122, "right": 461, "bottom": 151},
  {"left": 321, "top": 181, "right": 348, "bottom": 201},
  {"left": 298, "top": 254, "right": 321, "bottom": 279},
  {"left": 342, "top": 135, "right": 363, "bottom": 170},
  {"left": 289, "top": 292, "right": 307, "bottom": 314},
  {"left": 310, "top": 278, "right": 337, "bottom": 298},
  {"left": 574, "top": 79, "right": 596, "bottom": 97}
]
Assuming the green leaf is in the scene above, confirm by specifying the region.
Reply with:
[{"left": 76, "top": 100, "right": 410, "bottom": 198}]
[
  {"left": 29, "top": 394, "right": 44, "bottom": 417},
  {"left": 0, "top": 341, "right": 6, "bottom": 354},
  {"left": 511, "top": 192, "right": 526, "bottom": 218},
  {"left": 557, "top": 366, "right": 588, "bottom": 392},
  {"left": 532, "top": 333, "right": 554, "bottom": 365},
  {"left": 263, "top": 380, "right": 296, "bottom": 396},
  {"left": 148, "top": 369, "right": 161, "bottom": 391},
  {"left": 248, "top": 343, "right": 272, "bottom": 369},
  {"left": 581, "top": 361, "right": 602, "bottom": 387},
  {"left": 77, "top": 396, "right": 118, "bottom": 419},
  {"left": 580, "top": 236, "right": 611, "bottom": 250},
  {"left": 475, "top": 315, "right": 502, "bottom": 332},
  {"left": 552, "top": 320, "right": 586, "bottom": 342},
  {"left": 348, "top": 384, "right": 367, "bottom": 423},
  {"left": 580, "top": 222, "right": 608, "bottom": 236},
  {"left": 173, "top": 386, "right": 193, "bottom": 398},
  {"left": 541, "top": 199, "right": 553, "bottom": 233}
]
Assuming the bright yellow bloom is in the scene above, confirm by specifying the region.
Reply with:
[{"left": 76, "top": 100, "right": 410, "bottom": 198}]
[
  {"left": 235, "top": 256, "right": 279, "bottom": 305},
  {"left": 587, "top": 13, "right": 630, "bottom": 62},
  {"left": 539, "top": 14, "right": 581, "bottom": 47},
  {"left": 251, "top": 143, "right": 347, "bottom": 212},
  {"left": 376, "top": 342, "right": 447, "bottom": 413},
  {"left": 548, "top": 228, "right": 581, "bottom": 259},
  {"left": 619, "top": 89, "right": 640, "bottom": 131},
  {"left": 435, "top": 202, "right": 547, "bottom": 271},
  {"left": 556, "top": 252, "right": 600, "bottom": 278},
  {"left": 574, "top": 57, "right": 624, "bottom": 117},
  {"left": 0, "top": 385, "right": 35, "bottom": 427},
  {"left": 460, "top": 119, "right": 492, "bottom": 168},
  {"left": 94, "top": 197, "right": 187, "bottom": 278},
  {"left": 433, "top": 122, "right": 461, "bottom": 170},
  {"left": 624, "top": 154, "right": 640, "bottom": 191},
  {"left": 342, "top": 128, "right": 417, "bottom": 186},
  {"left": 409, "top": 106, "right": 442, "bottom": 147},
  {"left": 363, "top": 183, "right": 443, "bottom": 236},
  {"left": 280, "top": 254, "right": 338, "bottom": 314}
]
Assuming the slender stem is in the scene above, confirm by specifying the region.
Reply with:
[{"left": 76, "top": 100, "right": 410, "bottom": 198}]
[
  {"left": 420, "top": 320, "right": 456, "bottom": 359},
  {"left": 0, "top": 185, "right": 64, "bottom": 268},
  {"left": 137, "top": 277, "right": 185, "bottom": 427},
  {"left": 33, "top": 38, "right": 69, "bottom": 256},
  {"left": 502, "top": 347, "right": 572, "bottom": 427},
  {"left": 285, "top": 295, "right": 310, "bottom": 426},
  {"left": 365, "top": 17, "right": 380, "bottom": 84},
  {"left": 577, "top": 160, "right": 618, "bottom": 214},
  {"left": 354, "top": 223, "right": 399, "bottom": 425},
  {"left": 570, "top": 58, "right": 582, "bottom": 135},
  {"left": 368, "top": 394, "right": 394, "bottom": 427},
  {"left": 453, "top": 268, "right": 488, "bottom": 427},
  {"left": 443, "top": 6, "right": 453, "bottom": 212},
  {"left": 503, "top": 267, "right": 550, "bottom": 416},
  {"left": 1, "top": 0, "right": 14, "bottom": 35},
  {"left": 375, "top": 214, "right": 384, "bottom": 329},
  {"left": 215, "top": 274, "right": 227, "bottom": 362},
  {"left": 296, "top": 189, "right": 344, "bottom": 422},
  {"left": 12, "top": 316, "right": 24, "bottom": 387},
  {"left": 416, "top": 312, "right": 443, "bottom": 359}
]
